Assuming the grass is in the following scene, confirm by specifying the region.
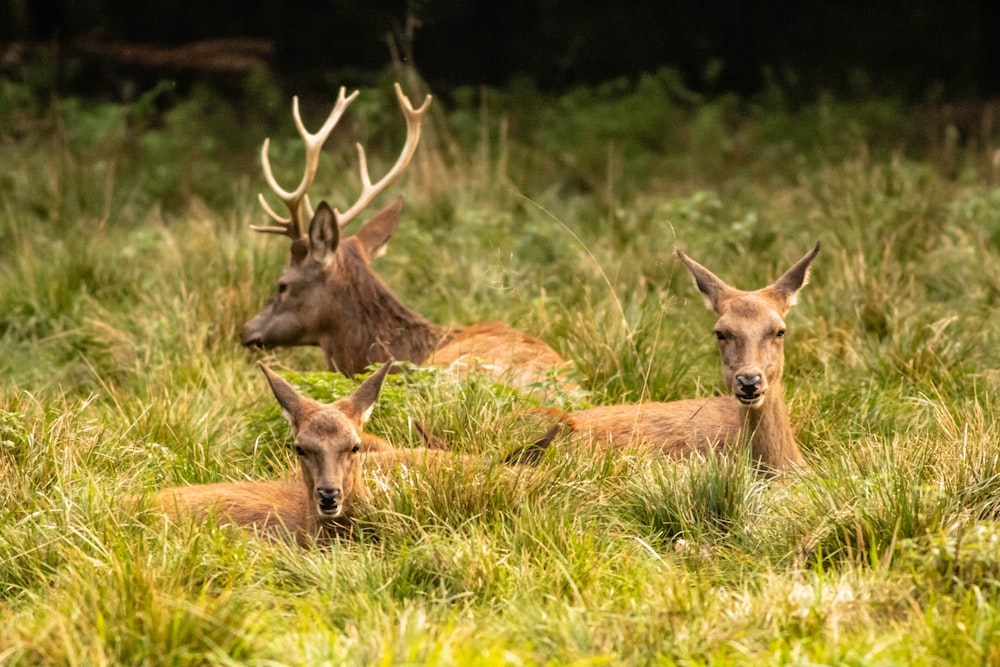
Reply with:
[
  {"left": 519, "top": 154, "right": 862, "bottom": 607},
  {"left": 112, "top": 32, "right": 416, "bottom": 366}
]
[{"left": 2, "top": 66, "right": 1000, "bottom": 664}]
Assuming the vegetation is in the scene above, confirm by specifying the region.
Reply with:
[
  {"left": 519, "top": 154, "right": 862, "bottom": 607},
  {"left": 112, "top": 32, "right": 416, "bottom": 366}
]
[{"left": 2, "top": 66, "right": 1000, "bottom": 664}]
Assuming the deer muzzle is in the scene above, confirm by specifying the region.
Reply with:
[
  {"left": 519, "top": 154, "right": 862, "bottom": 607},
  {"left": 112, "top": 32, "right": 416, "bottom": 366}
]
[
  {"left": 240, "top": 321, "right": 267, "bottom": 349},
  {"left": 316, "top": 487, "right": 342, "bottom": 517},
  {"left": 734, "top": 373, "right": 766, "bottom": 407}
]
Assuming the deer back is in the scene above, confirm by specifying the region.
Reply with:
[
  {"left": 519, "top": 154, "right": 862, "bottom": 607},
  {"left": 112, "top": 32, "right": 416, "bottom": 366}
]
[
  {"left": 152, "top": 479, "right": 315, "bottom": 545},
  {"left": 564, "top": 397, "right": 743, "bottom": 457},
  {"left": 428, "top": 322, "right": 580, "bottom": 393}
]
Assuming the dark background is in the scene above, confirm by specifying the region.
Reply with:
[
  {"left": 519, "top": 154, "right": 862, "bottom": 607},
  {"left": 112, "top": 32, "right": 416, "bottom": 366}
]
[{"left": 3, "top": 0, "right": 998, "bottom": 101}]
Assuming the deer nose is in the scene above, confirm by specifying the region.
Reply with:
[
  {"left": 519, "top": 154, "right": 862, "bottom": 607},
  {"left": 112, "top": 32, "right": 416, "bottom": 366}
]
[
  {"left": 239, "top": 327, "right": 264, "bottom": 348},
  {"left": 317, "top": 487, "right": 341, "bottom": 511},
  {"left": 735, "top": 374, "right": 762, "bottom": 398}
]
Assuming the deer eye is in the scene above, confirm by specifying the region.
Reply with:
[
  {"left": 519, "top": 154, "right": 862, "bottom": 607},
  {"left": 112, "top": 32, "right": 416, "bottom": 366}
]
[
  {"left": 351, "top": 444, "right": 360, "bottom": 454},
  {"left": 775, "top": 328, "right": 786, "bottom": 338},
  {"left": 294, "top": 445, "right": 305, "bottom": 456},
  {"left": 714, "top": 330, "right": 726, "bottom": 341},
  {"left": 277, "top": 282, "right": 289, "bottom": 295}
]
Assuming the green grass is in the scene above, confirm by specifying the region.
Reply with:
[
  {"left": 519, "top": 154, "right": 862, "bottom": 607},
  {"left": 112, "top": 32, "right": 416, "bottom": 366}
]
[{"left": 2, "top": 67, "right": 1000, "bottom": 664}]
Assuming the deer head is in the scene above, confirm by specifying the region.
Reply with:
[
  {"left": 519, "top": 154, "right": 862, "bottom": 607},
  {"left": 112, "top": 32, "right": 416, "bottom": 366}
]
[
  {"left": 677, "top": 244, "right": 820, "bottom": 408},
  {"left": 240, "top": 197, "right": 408, "bottom": 366},
  {"left": 258, "top": 361, "right": 391, "bottom": 521},
  {"left": 241, "top": 84, "right": 432, "bottom": 372}
]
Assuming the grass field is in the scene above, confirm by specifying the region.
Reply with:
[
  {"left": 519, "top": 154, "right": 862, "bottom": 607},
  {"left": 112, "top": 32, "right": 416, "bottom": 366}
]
[{"left": 2, "top": 68, "right": 1000, "bottom": 664}]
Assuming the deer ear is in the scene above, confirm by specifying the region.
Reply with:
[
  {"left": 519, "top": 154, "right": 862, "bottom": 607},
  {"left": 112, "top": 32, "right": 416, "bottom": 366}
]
[
  {"left": 763, "top": 243, "right": 820, "bottom": 312},
  {"left": 308, "top": 201, "right": 340, "bottom": 264},
  {"left": 355, "top": 196, "right": 403, "bottom": 260},
  {"left": 413, "top": 420, "right": 449, "bottom": 450},
  {"left": 259, "top": 362, "right": 305, "bottom": 428},
  {"left": 677, "top": 249, "right": 734, "bottom": 312},
  {"left": 341, "top": 361, "right": 392, "bottom": 428}
]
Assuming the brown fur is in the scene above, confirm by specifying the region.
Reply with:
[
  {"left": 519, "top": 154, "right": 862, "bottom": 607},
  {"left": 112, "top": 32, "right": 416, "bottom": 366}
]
[
  {"left": 242, "top": 198, "right": 578, "bottom": 394},
  {"left": 429, "top": 321, "right": 576, "bottom": 390},
  {"left": 152, "top": 478, "right": 315, "bottom": 545},
  {"left": 565, "top": 398, "right": 741, "bottom": 458},
  {"left": 552, "top": 245, "right": 819, "bottom": 472}
]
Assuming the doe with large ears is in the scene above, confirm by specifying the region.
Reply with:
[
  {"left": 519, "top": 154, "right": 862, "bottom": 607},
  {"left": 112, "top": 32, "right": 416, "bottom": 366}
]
[
  {"left": 515, "top": 244, "right": 820, "bottom": 472},
  {"left": 153, "top": 362, "right": 454, "bottom": 544},
  {"left": 239, "top": 84, "right": 577, "bottom": 395}
]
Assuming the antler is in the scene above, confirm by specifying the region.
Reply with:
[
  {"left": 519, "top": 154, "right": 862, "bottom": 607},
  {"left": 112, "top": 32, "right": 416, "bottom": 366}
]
[
  {"left": 333, "top": 83, "right": 432, "bottom": 229},
  {"left": 253, "top": 86, "right": 360, "bottom": 239},
  {"left": 253, "top": 83, "right": 433, "bottom": 239}
]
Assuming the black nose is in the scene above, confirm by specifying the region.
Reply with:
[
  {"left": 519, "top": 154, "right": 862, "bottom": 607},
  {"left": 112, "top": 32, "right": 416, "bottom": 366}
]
[
  {"left": 735, "top": 374, "right": 761, "bottom": 397},
  {"left": 317, "top": 487, "right": 341, "bottom": 510},
  {"left": 240, "top": 331, "right": 264, "bottom": 348}
]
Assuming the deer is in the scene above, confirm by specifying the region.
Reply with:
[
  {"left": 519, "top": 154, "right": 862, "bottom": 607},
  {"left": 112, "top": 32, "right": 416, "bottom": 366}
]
[
  {"left": 511, "top": 244, "right": 820, "bottom": 473},
  {"left": 239, "top": 83, "right": 578, "bottom": 395},
  {"left": 152, "top": 361, "right": 390, "bottom": 544},
  {"left": 152, "top": 361, "right": 560, "bottom": 545}
]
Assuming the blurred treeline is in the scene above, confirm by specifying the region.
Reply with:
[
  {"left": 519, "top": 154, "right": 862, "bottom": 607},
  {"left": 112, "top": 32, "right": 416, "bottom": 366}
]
[{"left": 2, "top": 0, "right": 998, "bottom": 102}]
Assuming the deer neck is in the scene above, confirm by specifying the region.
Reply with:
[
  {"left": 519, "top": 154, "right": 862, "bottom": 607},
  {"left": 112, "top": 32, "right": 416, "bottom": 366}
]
[
  {"left": 740, "top": 381, "right": 805, "bottom": 470},
  {"left": 321, "top": 244, "right": 446, "bottom": 375}
]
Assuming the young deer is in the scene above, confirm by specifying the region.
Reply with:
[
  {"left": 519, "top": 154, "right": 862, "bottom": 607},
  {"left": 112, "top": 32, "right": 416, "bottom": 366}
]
[
  {"left": 240, "top": 84, "right": 577, "bottom": 394},
  {"left": 518, "top": 244, "right": 820, "bottom": 472},
  {"left": 152, "top": 361, "right": 464, "bottom": 544}
]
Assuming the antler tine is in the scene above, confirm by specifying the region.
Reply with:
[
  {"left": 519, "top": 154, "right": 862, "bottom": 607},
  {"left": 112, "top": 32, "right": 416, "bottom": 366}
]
[
  {"left": 334, "top": 82, "right": 433, "bottom": 228},
  {"left": 254, "top": 87, "right": 361, "bottom": 238},
  {"left": 250, "top": 191, "right": 319, "bottom": 235}
]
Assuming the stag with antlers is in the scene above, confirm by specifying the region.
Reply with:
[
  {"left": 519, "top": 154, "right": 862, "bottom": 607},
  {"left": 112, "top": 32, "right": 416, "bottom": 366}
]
[{"left": 240, "top": 84, "right": 578, "bottom": 395}]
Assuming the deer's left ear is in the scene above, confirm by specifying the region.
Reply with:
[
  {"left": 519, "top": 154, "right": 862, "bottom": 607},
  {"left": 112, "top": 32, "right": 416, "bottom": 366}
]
[
  {"left": 355, "top": 196, "right": 403, "bottom": 260},
  {"left": 763, "top": 243, "right": 821, "bottom": 313},
  {"left": 338, "top": 362, "right": 392, "bottom": 428},
  {"left": 308, "top": 201, "right": 340, "bottom": 265}
]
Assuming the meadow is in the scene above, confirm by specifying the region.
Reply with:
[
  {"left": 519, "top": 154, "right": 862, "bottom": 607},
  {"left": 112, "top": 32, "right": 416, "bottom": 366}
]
[{"left": 2, "top": 66, "right": 1000, "bottom": 664}]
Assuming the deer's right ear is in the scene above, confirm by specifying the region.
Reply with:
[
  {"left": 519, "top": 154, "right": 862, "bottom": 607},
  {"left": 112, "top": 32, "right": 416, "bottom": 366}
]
[
  {"left": 259, "top": 362, "right": 304, "bottom": 427},
  {"left": 308, "top": 201, "right": 340, "bottom": 265},
  {"left": 355, "top": 196, "right": 403, "bottom": 260},
  {"left": 677, "top": 249, "right": 733, "bottom": 312}
]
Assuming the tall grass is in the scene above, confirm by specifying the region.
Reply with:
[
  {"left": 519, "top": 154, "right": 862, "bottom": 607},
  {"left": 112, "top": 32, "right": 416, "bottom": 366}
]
[{"left": 2, "top": 67, "right": 1000, "bottom": 663}]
